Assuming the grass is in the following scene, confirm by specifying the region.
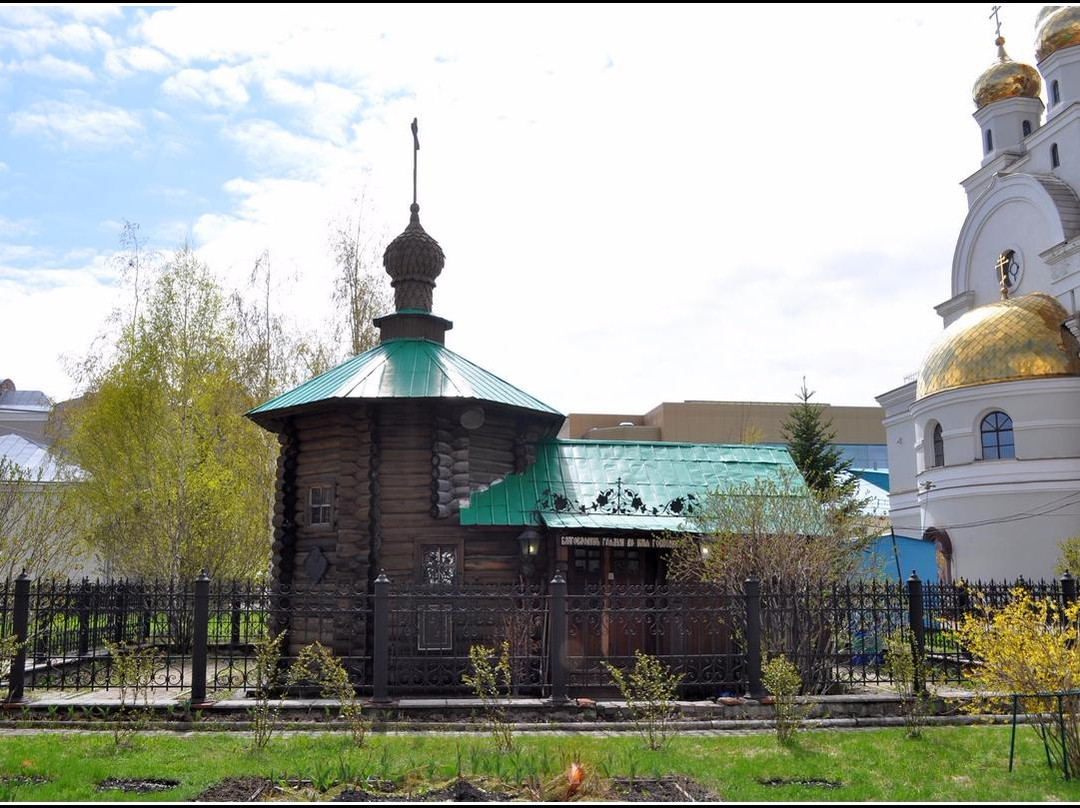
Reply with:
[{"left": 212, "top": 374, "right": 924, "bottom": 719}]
[{"left": 0, "top": 725, "right": 1079, "bottom": 801}]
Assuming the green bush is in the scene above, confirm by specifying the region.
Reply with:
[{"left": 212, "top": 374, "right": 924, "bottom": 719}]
[
  {"left": 463, "top": 642, "right": 513, "bottom": 752},
  {"left": 602, "top": 650, "right": 684, "bottom": 750},
  {"left": 287, "top": 641, "right": 367, "bottom": 747},
  {"left": 883, "top": 631, "right": 929, "bottom": 739},
  {"left": 763, "top": 654, "right": 803, "bottom": 744}
]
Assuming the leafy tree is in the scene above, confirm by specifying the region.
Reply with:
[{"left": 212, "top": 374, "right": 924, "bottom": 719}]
[
  {"left": 1056, "top": 534, "right": 1080, "bottom": 577},
  {"left": 55, "top": 247, "right": 274, "bottom": 581},
  {"left": 329, "top": 194, "right": 390, "bottom": 357},
  {"left": 0, "top": 456, "right": 83, "bottom": 581},
  {"left": 781, "top": 378, "right": 864, "bottom": 522},
  {"left": 231, "top": 249, "right": 335, "bottom": 401},
  {"left": 668, "top": 470, "right": 877, "bottom": 692},
  {"left": 669, "top": 471, "right": 871, "bottom": 590}
]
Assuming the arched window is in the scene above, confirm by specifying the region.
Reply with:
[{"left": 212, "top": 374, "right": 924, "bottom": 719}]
[
  {"left": 1052, "top": 143, "right": 1061, "bottom": 169},
  {"left": 1022, "top": 120, "right": 1032, "bottom": 137},
  {"left": 1053, "top": 80, "right": 1061, "bottom": 106},
  {"left": 980, "top": 411, "right": 1015, "bottom": 459},
  {"left": 932, "top": 423, "right": 944, "bottom": 467},
  {"left": 985, "top": 129, "right": 994, "bottom": 153}
]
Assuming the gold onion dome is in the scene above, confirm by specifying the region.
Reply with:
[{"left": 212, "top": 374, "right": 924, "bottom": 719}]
[
  {"left": 973, "top": 36, "right": 1042, "bottom": 109},
  {"left": 1037, "top": 5, "right": 1080, "bottom": 61},
  {"left": 917, "top": 293, "right": 1080, "bottom": 399},
  {"left": 382, "top": 203, "right": 445, "bottom": 313}
]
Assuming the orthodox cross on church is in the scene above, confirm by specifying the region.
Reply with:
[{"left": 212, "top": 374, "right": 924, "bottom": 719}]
[
  {"left": 411, "top": 117, "right": 420, "bottom": 206},
  {"left": 996, "top": 251, "right": 1010, "bottom": 299},
  {"left": 990, "top": 5, "right": 1002, "bottom": 39}
]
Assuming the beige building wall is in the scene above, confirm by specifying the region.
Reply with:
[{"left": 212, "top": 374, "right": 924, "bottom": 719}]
[{"left": 560, "top": 401, "right": 885, "bottom": 445}]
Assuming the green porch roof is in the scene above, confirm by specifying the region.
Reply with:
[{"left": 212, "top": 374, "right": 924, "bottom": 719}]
[
  {"left": 248, "top": 338, "right": 561, "bottom": 419},
  {"left": 460, "top": 439, "right": 803, "bottom": 531}
]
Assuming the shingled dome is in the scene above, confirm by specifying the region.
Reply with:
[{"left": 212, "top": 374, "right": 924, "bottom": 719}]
[
  {"left": 916, "top": 292, "right": 1080, "bottom": 399},
  {"left": 383, "top": 203, "right": 445, "bottom": 312}
]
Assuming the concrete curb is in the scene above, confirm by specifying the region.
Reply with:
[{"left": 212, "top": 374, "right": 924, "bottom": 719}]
[{"left": 0, "top": 713, "right": 1032, "bottom": 735}]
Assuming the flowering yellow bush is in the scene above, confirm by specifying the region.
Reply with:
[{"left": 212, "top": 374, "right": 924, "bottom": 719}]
[
  {"left": 953, "top": 588, "right": 1080, "bottom": 698},
  {"left": 952, "top": 587, "right": 1080, "bottom": 774}
]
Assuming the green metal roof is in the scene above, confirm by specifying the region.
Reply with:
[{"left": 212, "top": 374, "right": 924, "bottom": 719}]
[
  {"left": 460, "top": 439, "right": 804, "bottom": 531},
  {"left": 248, "top": 338, "right": 561, "bottom": 418}
]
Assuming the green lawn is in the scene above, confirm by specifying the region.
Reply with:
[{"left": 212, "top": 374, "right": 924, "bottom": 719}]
[{"left": 1, "top": 725, "right": 1079, "bottom": 801}]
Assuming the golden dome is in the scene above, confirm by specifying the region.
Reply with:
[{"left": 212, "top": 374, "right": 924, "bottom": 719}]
[
  {"left": 916, "top": 293, "right": 1080, "bottom": 399},
  {"left": 1037, "top": 6, "right": 1080, "bottom": 61},
  {"left": 973, "top": 37, "right": 1042, "bottom": 109}
]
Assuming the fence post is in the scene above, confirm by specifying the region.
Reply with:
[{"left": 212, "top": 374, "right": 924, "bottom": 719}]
[
  {"left": 113, "top": 581, "right": 127, "bottom": 645},
  {"left": 1061, "top": 572, "right": 1076, "bottom": 618},
  {"left": 745, "top": 576, "right": 763, "bottom": 699},
  {"left": 77, "top": 578, "right": 90, "bottom": 657},
  {"left": 140, "top": 583, "right": 152, "bottom": 642},
  {"left": 549, "top": 572, "right": 569, "bottom": 704},
  {"left": 372, "top": 571, "right": 390, "bottom": 703},
  {"left": 230, "top": 582, "right": 242, "bottom": 647},
  {"left": 4, "top": 571, "right": 30, "bottom": 704},
  {"left": 190, "top": 570, "right": 211, "bottom": 705},
  {"left": 907, "top": 571, "right": 926, "bottom": 694}
]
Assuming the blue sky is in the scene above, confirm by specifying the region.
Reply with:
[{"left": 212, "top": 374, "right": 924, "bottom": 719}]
[{"left": 0, "top": 4, "right": 1054, "bottom": 412}]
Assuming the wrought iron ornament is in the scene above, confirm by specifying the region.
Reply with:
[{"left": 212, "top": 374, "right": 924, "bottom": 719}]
[{"left": 538, "top": 477, "right": 698, "bottom": 517}]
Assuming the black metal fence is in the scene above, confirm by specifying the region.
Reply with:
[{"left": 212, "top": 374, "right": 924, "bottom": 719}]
[{"left": 2, "top": 571, "right": 1078, "bottom": 703}]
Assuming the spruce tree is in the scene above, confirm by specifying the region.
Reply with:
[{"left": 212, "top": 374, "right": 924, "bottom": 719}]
[{"left": 781, "top": 378, "right": 863, "bottom": 517}]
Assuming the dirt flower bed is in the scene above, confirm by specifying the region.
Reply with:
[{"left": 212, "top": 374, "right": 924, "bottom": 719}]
[
  {"left": 96, "top": 777, "right": 179, "bottom": 794},
  {"left": 194, "top": 773, "right": 718, "bottom": 802}
]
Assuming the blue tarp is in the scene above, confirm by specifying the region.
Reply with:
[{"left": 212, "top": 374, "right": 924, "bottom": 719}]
[{"left": 862, "top": 533, "right": 938, "bottom": 583}]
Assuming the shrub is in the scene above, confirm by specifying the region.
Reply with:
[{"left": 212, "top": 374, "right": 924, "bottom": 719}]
[
  {"left": 248, "top": 631, "right": 286, "bottom": 751},
  {"left": 463, "top": 642, "right": 514, "bottom": 752},
  {"left": 0, "top": 633, "right": 23, "bottom": 686},
  {"left": 286, "top": 641, "right": 368, "bottom": 747},
  {"left": 882, "top": 630, "right": 929, "bottom": 739},
  {"left": 762, "top": 654, "right": 803, "bottom": 744},
  {"left": 104, "top": 640, "right": 162, "bottom": 749},
  {"left": 602, "top": 650, "right": 684, "bottom": 751},
  {"left": 953, "top": 587, "right": 1080, "bottom": 775}
]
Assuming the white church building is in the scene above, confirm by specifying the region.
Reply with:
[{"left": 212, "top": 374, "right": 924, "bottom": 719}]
[{"left": 879, "top": 6, "right": 1080, "bottom": 582}]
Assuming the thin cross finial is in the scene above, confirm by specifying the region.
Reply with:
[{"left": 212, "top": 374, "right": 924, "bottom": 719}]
[
  {"left": 996, "top": 251, "right": 1010, "bottom": 299},
  {"left": 411, "top": 118, "right": 419, "bottom": 207},
  {"left": 990, "top": 5, "right": 1003, "bottom": 39}
]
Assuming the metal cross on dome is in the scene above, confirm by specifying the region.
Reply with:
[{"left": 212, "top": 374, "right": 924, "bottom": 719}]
[
  {"left": 996, "top": 251, "right": 1010, "bottom": 300},
  {"left": 990, "top": 5, "right": 1002, "bottom": 39},
  {"left": 412, "top": 118, "right": 419, "bottom": 207}
]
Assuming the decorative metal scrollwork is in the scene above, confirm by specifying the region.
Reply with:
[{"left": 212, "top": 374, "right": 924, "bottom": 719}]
[{"left": 538, "top": 477, "right": 697, "bottom": 517}]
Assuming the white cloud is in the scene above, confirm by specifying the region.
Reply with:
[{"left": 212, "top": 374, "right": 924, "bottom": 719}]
[
  {"left": 103, "top": 45, "right": 171, "bottom": 78},
  {"left": 136, "top": 5, "right": 313, "bottom": 63},
  {"left": 0, "top": 20, "right": 113, "bottom": 56},
  {"left": 261, "top": 78, "right": 362, "bottom": 143},
  {"left": 0, "top": 215, "right": 36, "bottom": 237},
  {"left": 224, "top": 119, "right": 341, "bottom": 176},
  {"left": 7, "top": 54, "right": 95, "bottom": 82},
  {"left": 0, "top": 162, "right": 8, "bottom": 173},
  {"left": 162, "top": 66, "right": 249, "bottom": 108},
  {"left": 0, "top": 256, "right": 119, "bottom": 400},
  {"left": 9, "top": 100, "right": 143, "bottom": 148},
  {"left": 62, "top": 5, "right": 123, "bottom": 24}
]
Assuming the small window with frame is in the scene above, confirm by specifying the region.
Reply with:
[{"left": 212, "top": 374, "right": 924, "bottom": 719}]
[
  {"left": 309, "top": 485, "right": 333, "bottom": 526},
  {"left": 417, "top": 543, "right": 458, "bottom": 651},
  {"left": 421, "top": 544, "right": 458, "bottom": 585}
]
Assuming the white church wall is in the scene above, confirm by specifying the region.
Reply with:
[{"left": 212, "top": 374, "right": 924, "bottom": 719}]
[{"left": 923, "top": 481, "right": 1080, "bottom": 581}]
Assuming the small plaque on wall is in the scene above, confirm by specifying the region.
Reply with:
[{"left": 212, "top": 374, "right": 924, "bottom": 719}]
[{"left": 304, "top": 546, "right": 329, "bottom": 584}]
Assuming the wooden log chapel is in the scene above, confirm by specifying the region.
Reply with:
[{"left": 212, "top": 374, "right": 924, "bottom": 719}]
[{"left": 246, "top": 122, "right": 798, "bottom": 679}]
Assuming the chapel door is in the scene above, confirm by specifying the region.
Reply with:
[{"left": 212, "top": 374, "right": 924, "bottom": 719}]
[
  {"left": 567, "top": 547, "right": 603, "bottom": 659},
  {"left": 607, "top": 547, "right": 660, "bottom": 659}
]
